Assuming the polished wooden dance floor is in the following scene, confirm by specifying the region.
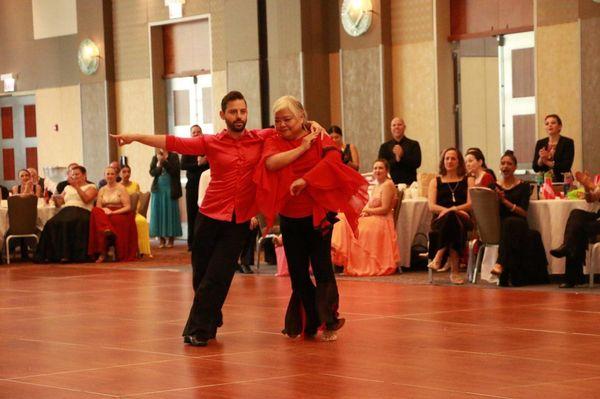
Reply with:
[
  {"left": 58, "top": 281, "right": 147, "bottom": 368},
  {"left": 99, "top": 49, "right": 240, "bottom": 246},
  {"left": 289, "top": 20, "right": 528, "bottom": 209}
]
[{"left": 2, "top": 262, "right": 600, "bottom": 398}]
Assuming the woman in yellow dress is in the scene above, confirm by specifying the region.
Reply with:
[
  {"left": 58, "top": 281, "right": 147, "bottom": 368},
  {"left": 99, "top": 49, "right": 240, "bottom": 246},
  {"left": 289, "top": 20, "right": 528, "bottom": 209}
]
[{"left": 120, "top": 165, "right": 152, "bottom": 257}]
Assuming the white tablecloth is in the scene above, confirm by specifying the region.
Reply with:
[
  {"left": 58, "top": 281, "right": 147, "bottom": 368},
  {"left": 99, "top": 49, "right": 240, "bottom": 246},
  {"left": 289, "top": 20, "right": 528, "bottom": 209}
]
[
  {"left": 0, "top": 202, "right": 59, "bottom": 246},
  {"left": 528, "top": 199, "right": 600, "bottom": 274},
  {"left": 396, "top": 198, "right": 432, "bottom": 267}
]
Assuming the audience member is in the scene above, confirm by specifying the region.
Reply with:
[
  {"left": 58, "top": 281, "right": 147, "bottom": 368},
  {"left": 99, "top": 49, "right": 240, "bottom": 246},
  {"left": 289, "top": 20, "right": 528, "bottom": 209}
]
[
  {"left": 11, "top": 169, "right": 42, "bottom": 197},
  {"left": 328, "top": 125, "right": 359, "bottom": 171},
  {"left": 88, "top": 166, "right": 137, "bottom": 262},
  {"left": 35, "top": 166, "right": 97, "bottom": 263},
  {"left": 427, "top": 148, "right": 473, "bottom": 285},
  {"left": 0, "top": 185, "right": 8, "bottom": 200},
  {"left": 181, "top": 124, "right": 209, "bottom": 251},
  {"left": 149, "top": 148, "right": 182, "bottom": 248},
  {"left": 56, "top": 163, "right": 81, "bottom": 194},
  {"left": 532, "top": 114, "right": 574, "bottom": 182},
  {"left": 7, "top": 169, "right": 40, "bottom": 259},
  {"left": 332, "top": 159, "right": 400, "bottom": 276},
  {"left": 490, "top": 151, "right": 549, "bottom": 286},
  {"left": 465, "top": 148, "right": 496, "bottom": 187},
  {"left": 120, "top": 165, "right": 152, "bottom": 257},
  {"left": 377, "top": 117, "right": 421, "bottom": 185},
  {"left": 550, "top": 171, "right": 600, "bottom": 288},
  {"left": 27, "top": 167, "right": 45, "bottom": 196},
  {"left": 98, "top": 161, "right": 122, "bottom": 188}
]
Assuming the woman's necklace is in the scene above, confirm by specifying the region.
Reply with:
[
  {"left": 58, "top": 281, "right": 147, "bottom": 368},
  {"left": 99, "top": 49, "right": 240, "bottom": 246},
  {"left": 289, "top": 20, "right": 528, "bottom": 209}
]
[{"left": 446, "top": 180, "right": 461, "bottom": 204}]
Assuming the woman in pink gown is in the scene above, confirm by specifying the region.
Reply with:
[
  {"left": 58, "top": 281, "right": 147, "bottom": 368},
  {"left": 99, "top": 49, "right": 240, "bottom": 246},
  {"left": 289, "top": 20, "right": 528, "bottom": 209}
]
[{"left": 332, "top": 159, "right": 400, "bottom": 276}]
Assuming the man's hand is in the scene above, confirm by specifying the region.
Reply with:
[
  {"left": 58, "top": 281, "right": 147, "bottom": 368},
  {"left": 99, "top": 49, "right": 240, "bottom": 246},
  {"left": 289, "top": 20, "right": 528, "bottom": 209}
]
[
  {"left": 156, "top": 149, "right": 165, "bottom": 162},
  {"left": 393, "top": 144, "right": 404, "bottom": 160},
  {"left": 307, "top": 120, "right": 327, "bottom": 139},
  {"left": 250, "top": 217, "right": 259, "bottom": 230},
  {"left": 290, "top": 178, "right": 307, "bottom": 196},
  {"left": 198, "top": 155, "right": 207, "bottom": 166}
]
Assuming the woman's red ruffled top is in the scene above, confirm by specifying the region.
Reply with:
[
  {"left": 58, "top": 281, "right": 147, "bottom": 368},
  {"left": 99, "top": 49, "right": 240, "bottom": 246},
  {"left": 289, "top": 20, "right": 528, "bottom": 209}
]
[{"left": 254, "top": 133, "right": 368, "bottom": 235}]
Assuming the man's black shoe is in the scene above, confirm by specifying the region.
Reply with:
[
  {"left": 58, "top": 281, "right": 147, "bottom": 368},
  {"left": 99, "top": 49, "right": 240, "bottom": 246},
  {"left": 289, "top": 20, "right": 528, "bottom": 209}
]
[
  {"left": 559, "top": 282, "right": 575, "bottom": 288},
  {"left": 550, "top": 245, "right": 569, "bottom": 258},
  {"left": 241, "top": 264, "right": 254, "bottom": 274},
  {"left": 187, "top": 335, "right": 208, "bottom": 347}
]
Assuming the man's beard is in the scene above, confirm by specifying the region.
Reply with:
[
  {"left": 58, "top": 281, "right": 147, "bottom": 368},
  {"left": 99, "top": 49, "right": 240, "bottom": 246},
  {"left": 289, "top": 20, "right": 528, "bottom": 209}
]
[{"left": 227, "top": 118, "right": 247, "bottom": 133}]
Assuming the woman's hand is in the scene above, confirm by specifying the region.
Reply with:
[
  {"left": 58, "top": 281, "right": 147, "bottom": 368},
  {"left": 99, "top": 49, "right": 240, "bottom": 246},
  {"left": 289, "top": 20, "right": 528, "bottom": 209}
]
[
  {"left": 436, "top": 207, "right": 450, "bottom": 220},
  {"left": 103, "top": 208, "right": 112, "bottom": 215},
  {"left": 110, "top": 134, "right": 137, "bottom": 146},
  {"left": 300, "top": 132, "right": 318, "bottom": 151},
  {"left": 290, "top": 178, "right": 307, "bottom": 196},
  {"left": 360, "top": 208, "right": 371, "bottom": 217}
]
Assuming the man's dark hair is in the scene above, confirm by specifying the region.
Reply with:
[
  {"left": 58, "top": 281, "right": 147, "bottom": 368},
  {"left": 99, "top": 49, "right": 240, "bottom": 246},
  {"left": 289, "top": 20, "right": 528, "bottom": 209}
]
[
  {"left": 72, "top": 165, "right": 87, "bottom": 175},
  {"left": 221, "top": 91, "right": 246, "bottom": 112}
]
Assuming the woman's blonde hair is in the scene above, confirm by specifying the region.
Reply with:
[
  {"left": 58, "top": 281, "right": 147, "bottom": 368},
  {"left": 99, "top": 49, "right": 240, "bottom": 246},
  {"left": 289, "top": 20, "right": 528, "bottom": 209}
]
[{"left": 272, "top": 95, "right": 307, "bottom": 120}]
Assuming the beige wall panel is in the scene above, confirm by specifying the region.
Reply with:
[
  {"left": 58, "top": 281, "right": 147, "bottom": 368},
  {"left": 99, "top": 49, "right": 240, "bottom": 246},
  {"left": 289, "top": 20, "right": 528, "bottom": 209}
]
[
  {"left": 267, "top": 0, "right": 302, "bottom": 58},
  {"left": 329, "top": 53, "right": 342, "bottom": 126},
  {"left": 115, "top": 79, "right": 155, "bottom": 192},
  {"left": 36, "top": 85, "right": 83, "bottom": 173},
  {"left": 459, "top": 57, "right": 501, "bottom": 171},
  {"left": 224, "top": 0, "right": 259, "bottom": 62},
  {"left": 209, "top": 0, "right": 226, "bottom": 72},
  {"left": 581, "top": 16, "right": 600, "bottom": 171},
  {"left": 268, "top": 55, "right": 302, "bottom": 122},
  {"left": 211, "top": 70, "right": 227, "bottom": 132},
  {"left": 391, "top": 0, "right": 434, "bottom": 45},
  {"left": 536, "top": 0, "right": 579, "bottom": 27},
  {"left": 227, "top": 61, "right": 261, "bottom": 130},
  {"left": 32, "top": 0, "right": 77, "bottom": 39},
  {"left": 536, "top": 22, "right": 582, "bottom": 173},
  {"left": 341, "top": 47, "right": 384, "bottom": 172},
  {"left": 435, "top": 0, "right": 455, "bottom": 152},
  {"left": 391, "top": 41, "right": 437, "bottom": 173},
  {"left": 484, "top": 57, "right": 501, "bottom": 170},
  {"left": 112, "top": 0, "right": 152, "bottom": 81}
]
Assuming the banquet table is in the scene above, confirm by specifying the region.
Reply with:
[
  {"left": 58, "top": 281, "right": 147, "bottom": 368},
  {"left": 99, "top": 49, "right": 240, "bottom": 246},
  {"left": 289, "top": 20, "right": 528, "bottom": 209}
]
[
  {"left": 0, "top": 200, "right": 60, "bottom": 246},
  {"left": 528, "top": 199, "right": 600, "bottom": 275},
  {"left": 396, "top": 198, "right": 432, "bottom": 268}
]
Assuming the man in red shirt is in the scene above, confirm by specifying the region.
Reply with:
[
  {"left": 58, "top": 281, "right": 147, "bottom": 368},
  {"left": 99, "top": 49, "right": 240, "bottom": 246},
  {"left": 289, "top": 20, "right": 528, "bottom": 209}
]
[{"left": 112, "top": 91, "right": 271, "bottom": 346}]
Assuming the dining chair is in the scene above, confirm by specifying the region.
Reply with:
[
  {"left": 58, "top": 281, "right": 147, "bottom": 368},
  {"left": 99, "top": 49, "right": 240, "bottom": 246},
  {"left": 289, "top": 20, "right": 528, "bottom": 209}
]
[{"left": 4, "top": 196, "right": 39, "bottom": 264}]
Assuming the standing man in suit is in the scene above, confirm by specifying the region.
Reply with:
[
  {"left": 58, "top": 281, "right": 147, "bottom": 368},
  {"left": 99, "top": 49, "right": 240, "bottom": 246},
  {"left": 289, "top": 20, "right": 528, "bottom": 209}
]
[
  {"left": 181, "top": 125, "right": 209, "bottom": 251},
  {"left": 378, "top": 117, "right": 422, "bottom": 185}
]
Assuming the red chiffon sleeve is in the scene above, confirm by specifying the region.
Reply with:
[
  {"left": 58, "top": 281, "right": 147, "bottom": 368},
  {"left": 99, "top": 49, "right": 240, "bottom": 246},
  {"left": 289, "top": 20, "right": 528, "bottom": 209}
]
[
  {"left": 303, "top": 144, "right": 369, "bottom": 235},
  {"left": 254, "top": 135, "right": 368, "bottom": 236}
]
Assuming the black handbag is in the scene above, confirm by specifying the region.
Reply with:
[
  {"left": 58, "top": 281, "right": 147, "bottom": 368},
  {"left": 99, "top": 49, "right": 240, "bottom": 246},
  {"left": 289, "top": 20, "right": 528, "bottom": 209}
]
[{"left": 410, "top": 232, "right": 429, "bottom": 270}]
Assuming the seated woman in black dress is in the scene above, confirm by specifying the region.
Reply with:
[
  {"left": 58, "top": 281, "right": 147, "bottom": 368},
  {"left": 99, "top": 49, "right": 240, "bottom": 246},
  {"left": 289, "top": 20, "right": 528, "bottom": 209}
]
[
  {"left": 328, "top": 125, "right": 359, "bottom": 171},
  {"left": 427, "top": 148, "right": 474, "bottom": 285},
  {"left": 11, "top": 169, "right": 42, "bottom": 197},
  {"left": 35, "top": 166, "right": 98, "bottom": 263},
  {"left": 491, "top": 151, "right": 549, "bottom": 286},
  {"left": 532, "top": 114, "right": 574, "bottom": 182}
]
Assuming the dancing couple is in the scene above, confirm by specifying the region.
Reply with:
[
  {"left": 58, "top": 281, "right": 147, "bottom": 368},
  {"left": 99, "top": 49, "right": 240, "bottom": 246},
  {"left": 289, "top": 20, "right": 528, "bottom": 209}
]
[{"left": 112, "top": 91, "right": 367, "bottom": 346}]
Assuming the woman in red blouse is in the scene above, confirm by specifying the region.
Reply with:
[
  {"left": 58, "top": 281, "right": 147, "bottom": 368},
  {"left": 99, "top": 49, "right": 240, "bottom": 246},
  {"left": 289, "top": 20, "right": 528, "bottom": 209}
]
[
  {"left": 465, "top": 147, "right": 495, "bottom": 188},
  {"left": 254, "top": 95, "right": 368, "bottom": 341}
]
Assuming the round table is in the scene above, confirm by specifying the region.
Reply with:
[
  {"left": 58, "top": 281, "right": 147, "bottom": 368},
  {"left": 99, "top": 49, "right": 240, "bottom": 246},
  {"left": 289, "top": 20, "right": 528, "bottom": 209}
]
[
  {"left": 528, "top": 199, "right": 600, "bottom": 274},
  {"left": 396, "top": 198, "right": 431, "bottom": 268}
]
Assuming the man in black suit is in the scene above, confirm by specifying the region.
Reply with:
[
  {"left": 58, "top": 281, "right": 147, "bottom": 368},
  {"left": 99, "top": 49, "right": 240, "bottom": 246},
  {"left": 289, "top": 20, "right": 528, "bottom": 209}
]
[
  {"left": 181, "top": 125, "right": 209, "bottom": 251},
  {"left": 377, "top": 117, "right": 421, "bottom": 185}
]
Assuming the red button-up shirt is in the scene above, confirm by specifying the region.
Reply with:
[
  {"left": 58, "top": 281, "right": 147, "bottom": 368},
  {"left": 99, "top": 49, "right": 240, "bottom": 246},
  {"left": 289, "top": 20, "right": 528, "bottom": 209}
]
[{"left": 166, "top": 129, "right": 272, "bottom": 223}]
